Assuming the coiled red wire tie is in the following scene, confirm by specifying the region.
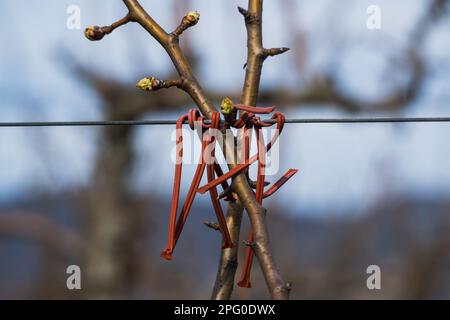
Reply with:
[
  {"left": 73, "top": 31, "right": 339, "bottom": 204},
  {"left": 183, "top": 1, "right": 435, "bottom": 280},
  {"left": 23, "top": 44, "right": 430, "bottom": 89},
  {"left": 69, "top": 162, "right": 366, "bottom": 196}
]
[
  {"left": 201, "top": 105, "right": 298, "bottom": 288},
  {"left": 161, "top": 105, "right": 298, "bottom": 290},
  {"left": 161, "top": 109, "right": 233, "bottom": 261}
]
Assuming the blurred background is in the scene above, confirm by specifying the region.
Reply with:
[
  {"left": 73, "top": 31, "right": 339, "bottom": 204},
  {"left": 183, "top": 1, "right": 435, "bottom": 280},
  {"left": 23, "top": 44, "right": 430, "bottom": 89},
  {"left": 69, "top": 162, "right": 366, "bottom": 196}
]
[{"left": 1, "top": 0, "right": 450, "bottom": 299}]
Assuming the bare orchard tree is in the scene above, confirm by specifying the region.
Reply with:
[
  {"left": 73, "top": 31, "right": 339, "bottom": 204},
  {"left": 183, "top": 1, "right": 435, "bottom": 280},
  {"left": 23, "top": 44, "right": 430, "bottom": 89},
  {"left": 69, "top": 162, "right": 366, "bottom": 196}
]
[{"left": 85, "top": 0, "right": 290, "bottom": 299}]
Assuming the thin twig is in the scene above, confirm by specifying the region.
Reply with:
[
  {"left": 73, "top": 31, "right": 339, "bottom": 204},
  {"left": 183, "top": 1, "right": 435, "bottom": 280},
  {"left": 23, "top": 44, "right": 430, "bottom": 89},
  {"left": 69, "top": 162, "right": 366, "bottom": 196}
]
[{"left": 204, "top": 221, "right": 221, "bottom": 231}]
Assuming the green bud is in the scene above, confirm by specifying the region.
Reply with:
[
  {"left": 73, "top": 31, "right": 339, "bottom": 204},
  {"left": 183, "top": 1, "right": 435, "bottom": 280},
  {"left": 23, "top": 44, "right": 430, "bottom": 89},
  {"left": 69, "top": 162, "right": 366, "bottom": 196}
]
[
  {"left": 136, "top": 77, "right": 163, "bottom": 91},
  {"left": 136, "top": 77, "right": 154, "bottom": 91},
  {"left": 221, "top": 97, "right": 235, "bottom": 116},
  {"left": 186, "top": 11, "right": 200, "bottom": 25}
]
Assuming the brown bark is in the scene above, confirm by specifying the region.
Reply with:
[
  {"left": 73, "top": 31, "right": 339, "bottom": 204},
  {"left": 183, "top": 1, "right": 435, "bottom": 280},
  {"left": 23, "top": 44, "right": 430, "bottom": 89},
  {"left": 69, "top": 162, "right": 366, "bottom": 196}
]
[
  {"left": 124, "top": 0, "right": 289, "bottom": 300},
  {"left": 211, "top": 201, "right": 244, "bottom": 299},
  {"left": 86, "top": 0, "right": 290, "bottom": 299},
  {"left": 212, "top": 0, "right": 290, "bottom": 300}
]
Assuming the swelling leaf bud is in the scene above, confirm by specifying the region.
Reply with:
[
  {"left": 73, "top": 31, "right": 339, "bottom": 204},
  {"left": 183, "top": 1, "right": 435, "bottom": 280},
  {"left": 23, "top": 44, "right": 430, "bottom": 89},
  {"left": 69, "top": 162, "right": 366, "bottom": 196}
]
[
  {"left": 84, "top": 26, "right": 105, "bottom": 41},
  {"left": 136, "top": 77, "right": 163, "bottom": 91},
  {"left": 221, "top": 97, "right": 235, "bottom": 116},
  {"left": 186, "top": 11, "right": 200, "bottom": 25}
]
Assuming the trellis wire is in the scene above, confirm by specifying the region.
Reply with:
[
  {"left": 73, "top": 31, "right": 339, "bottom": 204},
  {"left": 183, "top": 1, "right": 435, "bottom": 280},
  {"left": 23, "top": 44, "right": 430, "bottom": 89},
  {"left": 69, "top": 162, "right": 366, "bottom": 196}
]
[{"left": 1, "top": 117, "right": 450, "bottom": 127}]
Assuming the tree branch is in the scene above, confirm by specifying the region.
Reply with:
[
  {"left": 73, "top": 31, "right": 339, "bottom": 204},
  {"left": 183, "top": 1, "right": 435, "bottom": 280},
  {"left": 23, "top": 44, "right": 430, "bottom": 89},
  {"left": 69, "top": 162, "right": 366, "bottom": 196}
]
[
  {"left": 136, "top": 77, "right": 183, "bottom": 91},
  {"left": 204, "top": 220, "right": 221, "bottom": 231},
  {"left": 211, "top": 200, "right": 243, "bottom": 299},
  {"left": 84, "top": 16, "right": 131, "bottom": 41},
  {"left": 172, "top": 11, "right": 201, "bottom": 38},
  {"left": 212, "top": 0, "right": 290, "bottom": 300},
  {"left": 114, "top": 0, "right": 288, "bottom": 299},
  {"left": 263, "top": 47, "right": 290, "bottom": 58}
]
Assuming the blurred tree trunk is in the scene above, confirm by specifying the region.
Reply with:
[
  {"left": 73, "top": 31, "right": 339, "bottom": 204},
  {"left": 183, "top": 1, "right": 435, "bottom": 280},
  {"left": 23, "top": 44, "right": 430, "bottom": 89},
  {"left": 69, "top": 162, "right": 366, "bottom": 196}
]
[{"left": 82, "top": 107, "right": 144, "bottom": 299}]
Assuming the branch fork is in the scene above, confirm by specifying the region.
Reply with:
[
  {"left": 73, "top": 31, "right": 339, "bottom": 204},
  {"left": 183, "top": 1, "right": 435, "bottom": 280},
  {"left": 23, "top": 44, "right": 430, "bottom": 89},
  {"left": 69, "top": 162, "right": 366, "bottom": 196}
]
[
  {"left": 243, "top": 240, "right": 256, "bottom": 248},
  {"left": 238, "top": 6, "right": 260, "bottom": 25},
  {"left": 86, "top": 0, "right": 292, "bottom": 300}
]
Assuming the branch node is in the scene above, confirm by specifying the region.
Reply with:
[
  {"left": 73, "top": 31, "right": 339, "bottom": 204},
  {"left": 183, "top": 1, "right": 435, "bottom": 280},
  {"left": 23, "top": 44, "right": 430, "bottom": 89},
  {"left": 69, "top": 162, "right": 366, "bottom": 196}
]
[
  {"left": 136, "top": 77, "right": 183, "bottom": 92},
  {"left": 263, "top": 47, "right": 291, "bottom": 59},
  {"left": 238, "top": 6, "right": 260, "bottom": 24},
  {"left": 237, "top": 6, "right": 249, "bottom": 18},
  {"left": 248, "top": 179, "right": 270, "bottom": 189},
  {"left": 172, "top": 11, "right": 201, "bottom": 37},
  {"left": 217, "top": 186, "right": 235, "bottom": 202},
  {"left": 204, "top": 221, "right": 221, "bottom": 231},
  {"left": 243, "top": 240, "right": 256, "bottom": 248}
]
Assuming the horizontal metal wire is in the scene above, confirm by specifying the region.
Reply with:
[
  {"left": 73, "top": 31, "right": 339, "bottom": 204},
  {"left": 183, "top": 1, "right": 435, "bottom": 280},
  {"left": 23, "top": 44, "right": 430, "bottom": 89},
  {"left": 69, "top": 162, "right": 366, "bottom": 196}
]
[{"left": 1, "top": 117, "right": 450, "bottom": 127}]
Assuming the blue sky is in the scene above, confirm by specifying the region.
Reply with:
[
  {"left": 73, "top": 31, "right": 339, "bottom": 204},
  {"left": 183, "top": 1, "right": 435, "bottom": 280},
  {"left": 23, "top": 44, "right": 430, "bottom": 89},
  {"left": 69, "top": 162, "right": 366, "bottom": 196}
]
[{"left": 0, "top": 0, "right": 450, "bottom": 215}]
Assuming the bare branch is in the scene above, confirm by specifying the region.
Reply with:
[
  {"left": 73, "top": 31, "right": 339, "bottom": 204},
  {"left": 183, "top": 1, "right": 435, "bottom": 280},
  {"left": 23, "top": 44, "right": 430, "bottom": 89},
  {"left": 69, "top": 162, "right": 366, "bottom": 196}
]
[
  {"left": 263, "top": 47, "right": 290, "bottom": 58},
  {"left": 238, "top": 0, "right": 291, "bottom": 300},
  {"left": 172, "top": 11, "right": 201, "bottom": 38},
  {"left": 285, "top": 0, "right": 449, "bottom": 113},
  {"left": 211, "top": 201, "right": 244, "bottom": 300},
  {"left": 204, "top": 221, "right": 221, "bottom": 231},
  {"left": 249, "top": 180, "right": 270, "bottom": 189},
  {"left": 243, "top": 240, "right": 256, "bottom": 248},
  {"left": 217, "top": 187, "right": 234, "bottom": 201},
  {"left": 213, "top": 0, "right": 291, "bottom": 300},
  {"left": 136, "top": 77, "right": 183, "bottom": 92},
  {"left": 238, "top": 6, "right": 260, "bottom": 25},
  {"left": 237, "top": 6, "right": 249, "bottom": 18},
  {"left": 84, "top": 16, "right": 131, "bottom": 41},
  {"left": 82, "top": 0, "right": 289, "bottom": 300}
]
